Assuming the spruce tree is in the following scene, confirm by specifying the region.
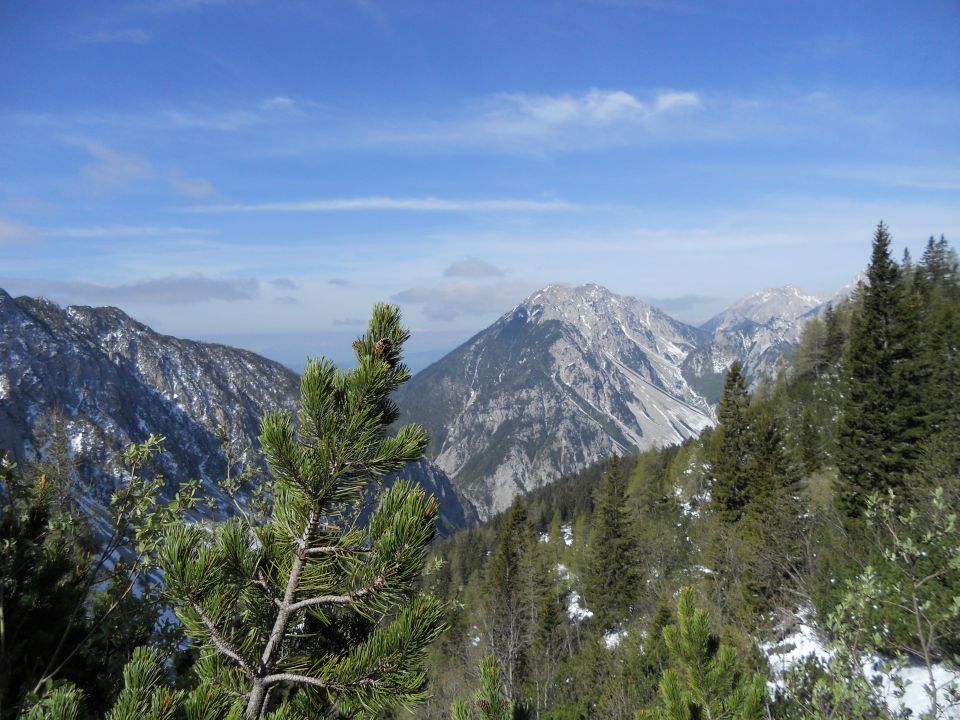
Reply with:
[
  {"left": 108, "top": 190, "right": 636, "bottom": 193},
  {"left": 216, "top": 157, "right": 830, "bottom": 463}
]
[
  {"left": 156, "top": 304, "right": 446, "bottom": 719},
  {"left": 916, "top": 236, "right": 960, "bottom": 487},
  {"left": 710, "top": 362, "right": 752, "bottom": 523},
  {"left": 583, "top": 456, "right": 643, "bottom": 628},
  {"left": 838, "top": 223, "right": 926, "bottom": 517}
]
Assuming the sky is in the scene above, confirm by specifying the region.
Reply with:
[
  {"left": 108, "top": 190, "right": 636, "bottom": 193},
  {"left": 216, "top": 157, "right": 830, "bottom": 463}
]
[{"left": 1, "top": 0, "right": 958, "bottom": 371}]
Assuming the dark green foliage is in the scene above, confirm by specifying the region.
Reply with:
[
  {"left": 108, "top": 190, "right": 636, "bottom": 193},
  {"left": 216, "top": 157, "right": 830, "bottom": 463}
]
[
  {"left": 838, "top": 223, "right": 926, "bottom": 516},
  {"left": 0, "top": 446, "right": 166, "bottom": 720},
  {"left": 482, "top": 500, "right": 538, "bottom": 700},
  {"left": 644, "top": 588, "right": 766, "bottom": 720},
  {"left": 0, "top": 456, "right": 90, "bottom": 719},
  {"left": 583, "top": 457, "right": 643, "bottom": 629},
  {"left": 451, "top": 657, "right": 515, "bottom": 720},
  {"left": 157, "top": 304, "right": 447, "bottom": 719},
  {"left": 710, "top": 362, "right": 751, "bottom": 523}
]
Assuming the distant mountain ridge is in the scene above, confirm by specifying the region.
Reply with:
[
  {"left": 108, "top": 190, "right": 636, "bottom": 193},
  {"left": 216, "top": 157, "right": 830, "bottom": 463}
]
[
  {"left": 684, "top": 284, "right": 829, "bottom": 401},
  {"left": 395, "top": 284, "right": 717, "bottom": 518},
  {"left": 396, "top": 281, "right": 845, "bottom": 518},
  {"left": 0, "top": 277, "right": 846, "bottom": 527},
  {"left": 0, "top": 289, "right": 475, "bottom": 534}
]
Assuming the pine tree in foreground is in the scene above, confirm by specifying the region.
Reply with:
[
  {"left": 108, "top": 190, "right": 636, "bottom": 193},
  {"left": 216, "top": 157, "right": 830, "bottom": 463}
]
[
  {"left": 642, "top": 587, "right": 766, "bottom": 720},
  {"left": 450, "top": 657, "right": 514, "bottom": 720},
  {"left": 157, "top": 304, "right": 446, "bottom": 719}
]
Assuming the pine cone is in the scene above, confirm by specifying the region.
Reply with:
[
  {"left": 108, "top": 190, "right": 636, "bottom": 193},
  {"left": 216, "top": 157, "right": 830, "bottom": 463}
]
[{"left": 373, "top": 338, "right": 394, "bottom": 356}]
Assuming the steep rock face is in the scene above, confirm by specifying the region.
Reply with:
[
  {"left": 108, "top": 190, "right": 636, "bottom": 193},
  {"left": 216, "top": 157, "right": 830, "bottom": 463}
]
[
  {"left": 0, "top": 289, "right": 474, "bottom": 532},
  {"left": 683, "top": 285, "right": 825, "bottom": 401},
  {"left": 395, "top": 284, "right": 715, "bottom": 519}
]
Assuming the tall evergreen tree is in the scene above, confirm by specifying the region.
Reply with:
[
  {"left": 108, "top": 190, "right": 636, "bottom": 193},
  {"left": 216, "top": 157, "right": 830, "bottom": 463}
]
[
  {"left": 838, "top": 223, "right": 925, "bottom": 517},
  {"left": 482, "top": 499, "right": 538, "bottom": 700},
  {"left": 583, "top": 456, "right": 643, "bottom": 628},
  {"left": 156, "top": 304, "right": 446, "bottom": 719},
  {"left": 711, "top": 362, "right": 752, "bottom": 523}
]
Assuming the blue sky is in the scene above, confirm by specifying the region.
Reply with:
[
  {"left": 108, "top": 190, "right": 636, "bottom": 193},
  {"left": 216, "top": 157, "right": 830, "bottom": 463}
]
[{"left": 1, "top": 0, "right": 958, "bottom": 370}]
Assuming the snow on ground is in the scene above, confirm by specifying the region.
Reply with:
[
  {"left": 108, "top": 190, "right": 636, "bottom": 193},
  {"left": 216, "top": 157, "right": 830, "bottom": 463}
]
[
  {"left": 604, "top": 629, "right": 628, "bottom": 649},
  {"left": 762, "top": 611, "right": 960, "bottom": 718},
  {"left": 539, "top": 525, "right": 573, "bottom": 546},
  {"left": 567, "top": 591, "right": 594, "bottom": 621},
  {"left": 557, "top": 563, "right": 594, "bottom": 621}
]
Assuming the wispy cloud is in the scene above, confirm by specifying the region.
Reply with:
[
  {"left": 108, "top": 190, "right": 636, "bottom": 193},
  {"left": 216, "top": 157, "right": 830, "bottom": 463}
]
[
  {"left": 0, "top": 215, "right": 40, "bottom": 246},
  {"left": 269, "top": 278, "right": 297, "bottom": 290},
  {"left": 328, "top": 278, "right": 351, "bottom": 287},
  {"left": 44, "top": 225, "right": 210, "bottom": 238},
  {"left": 180, "top": 196, "right": 579, "bottom": 213},
  {"left": 79, "top": 28, "right": 150, "bottom": 45},
  {"left": 444, "top": 257, "right": 505, "bottom": 278},
  {"left": 821, "top": 164, "right": 960, "bottom": 192},
  {"left": 168, "top": 173, "right": 219, "bottom": 198},
  {"left": 365, "top": 88, "right": 705, "bottom": 152},
  {"left": 0, "top": 275, "right": 259, "bottom": 305},
  {"left": 392, "top": 281, "right": 531, "bottom": 321},
  {"left": 161, "top": 96, "right": 310, "bottom": 132},
  {"left": 489, "top": 88, "right": 701, "bottom": 127},
  {"left": 69, "top": 138, "right": 152, "bottom": 195}
]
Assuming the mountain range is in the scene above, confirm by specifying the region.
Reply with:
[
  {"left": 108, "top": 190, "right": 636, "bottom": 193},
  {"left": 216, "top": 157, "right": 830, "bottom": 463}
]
[
  {"left": 396, "top": 282, "right": 832, "bottom": 518},
  {"left": 0, "top": 288, "right": 474, "bottom": 533},
  {"left": 0, "top": 279, "right": 846, "bottom": 526}
]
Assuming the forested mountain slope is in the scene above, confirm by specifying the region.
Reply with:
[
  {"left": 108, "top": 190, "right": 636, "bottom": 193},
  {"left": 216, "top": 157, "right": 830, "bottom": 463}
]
[{"left": 420, "top": 229, "right": 960, "bottom": 719}]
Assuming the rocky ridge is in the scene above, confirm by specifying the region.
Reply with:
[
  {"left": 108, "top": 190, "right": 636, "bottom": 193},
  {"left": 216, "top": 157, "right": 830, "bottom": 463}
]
[
  {"left": 0, "top": 289, "right": 474, "bottom": 534},
  {"left": 683, "top": 284, "right": 828, "bottom": 401}
]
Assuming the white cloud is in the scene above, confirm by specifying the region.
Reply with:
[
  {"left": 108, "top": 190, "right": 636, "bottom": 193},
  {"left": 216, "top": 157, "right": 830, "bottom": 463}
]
[
  {"left": 494, "top": 88, "right": 664, "bottom": 126},
  {"left": 360, "top": 88, "right": 706, "bottom": 153},
  {"left": 180, "top": 196, "right": 579, "bottom": 214},
  {"left": 69, "top": 138, "right": 152, "bottom": 195},
  {"left": 653, "top": 91, "right": 703, "bottom": 112},
  {"left": 444, "top": 258, "right": 505, "bottom": 278},
  {"left": 0, "top": 275, "right": 259, "bottom": 305}
]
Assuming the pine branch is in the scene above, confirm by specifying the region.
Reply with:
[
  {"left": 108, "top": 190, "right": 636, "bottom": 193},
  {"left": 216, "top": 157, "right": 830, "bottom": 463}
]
[
  {"left": 303, "top": 545, "right": 371, "bottom": 556},
  {"left": 260, "top": 672, "right": 388, "bottom": 690},
  {"left": 287, "top": 576, "right": 386, "bottom": 612},
  {"left": 192, "top": 601, "right": 252, "bottom": 674}
]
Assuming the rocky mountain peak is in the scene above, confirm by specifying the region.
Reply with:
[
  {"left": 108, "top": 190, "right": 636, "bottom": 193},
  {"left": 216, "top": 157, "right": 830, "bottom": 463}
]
[
  {"left": 703, "top": 284, "right": 824, "bottom": 332},
  {"left": 396, "top": 282, "right": 715, "bottom": 519}
]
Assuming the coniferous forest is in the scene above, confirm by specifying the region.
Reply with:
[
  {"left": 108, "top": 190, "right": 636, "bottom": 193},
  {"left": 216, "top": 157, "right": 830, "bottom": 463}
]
[{"left": 1, "top": 226, "right": 959, "bottom": 719}]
